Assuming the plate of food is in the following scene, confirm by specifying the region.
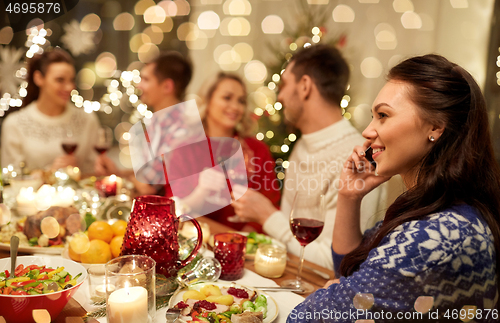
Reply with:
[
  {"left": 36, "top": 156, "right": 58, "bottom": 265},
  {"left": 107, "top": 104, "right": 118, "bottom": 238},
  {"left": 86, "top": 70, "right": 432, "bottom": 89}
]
[
  {"left": 169, "top": 282, "right": 278, "bottom": 323},
  {"left": 0, "top": 206, "right": 84, "bottom": 255}
]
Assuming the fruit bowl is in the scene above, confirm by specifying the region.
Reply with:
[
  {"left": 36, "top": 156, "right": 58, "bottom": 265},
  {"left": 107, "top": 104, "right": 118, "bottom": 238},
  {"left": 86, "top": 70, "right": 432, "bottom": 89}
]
[{"left": 0, "top": 256, "right": 87, "bottom": 323}]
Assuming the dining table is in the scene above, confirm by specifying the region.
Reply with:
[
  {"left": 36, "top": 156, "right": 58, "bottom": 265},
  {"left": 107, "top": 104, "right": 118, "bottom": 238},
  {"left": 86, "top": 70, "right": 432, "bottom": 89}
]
[{"left": 0, "top": 216, "right": 335, "bottom": 323}]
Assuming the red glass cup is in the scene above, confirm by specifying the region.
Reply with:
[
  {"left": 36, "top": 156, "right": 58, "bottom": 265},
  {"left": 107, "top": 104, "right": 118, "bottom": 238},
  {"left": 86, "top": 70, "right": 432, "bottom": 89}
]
[{"left": 213, "top": 233, "right": 247, "bottom": 280}]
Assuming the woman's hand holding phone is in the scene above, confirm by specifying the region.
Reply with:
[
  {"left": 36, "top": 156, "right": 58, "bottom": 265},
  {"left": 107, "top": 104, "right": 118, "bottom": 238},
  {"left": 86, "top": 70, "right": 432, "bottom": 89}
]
[{"left": 338, "top": 141, "right": 391, "bottom": 201}]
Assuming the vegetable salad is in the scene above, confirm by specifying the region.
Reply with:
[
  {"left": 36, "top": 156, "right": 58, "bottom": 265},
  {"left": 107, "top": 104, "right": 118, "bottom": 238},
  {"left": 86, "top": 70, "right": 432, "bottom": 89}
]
[{"left": 0, "top": 264, "right": 81, "bottom": 295}]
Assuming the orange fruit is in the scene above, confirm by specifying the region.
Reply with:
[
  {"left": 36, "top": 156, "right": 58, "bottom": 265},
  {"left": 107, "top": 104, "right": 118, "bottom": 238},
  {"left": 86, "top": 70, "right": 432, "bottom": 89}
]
[
  {"left": 68, "top": 245, "right": 81, "bottom": 262},
  {"left": 88, "top": 221, "right": 114, "bottom": 243},
  {"left": 80, "top": 239, "right": 112, "bottom": 264},
  {"left": 110, "top": 235, "right": 124, "bottom": 258},
  {"left": 111, "top": 220, "right": 128, "bottom": 237}
]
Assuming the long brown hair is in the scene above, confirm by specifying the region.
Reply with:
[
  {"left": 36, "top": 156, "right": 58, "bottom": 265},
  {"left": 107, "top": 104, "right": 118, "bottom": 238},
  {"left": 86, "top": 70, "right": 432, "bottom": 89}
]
[
  {"left": 340, "top": 54, "right": 500, "bottom": 299},
  {"left": 23, "top": 48, "right": 74, "bottom": 107}
]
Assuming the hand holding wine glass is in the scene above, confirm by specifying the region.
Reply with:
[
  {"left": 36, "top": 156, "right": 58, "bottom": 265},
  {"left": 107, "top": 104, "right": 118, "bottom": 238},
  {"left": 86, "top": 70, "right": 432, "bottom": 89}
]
[{"left": 280, "top": 190, "right": 326, "bottom": 293}]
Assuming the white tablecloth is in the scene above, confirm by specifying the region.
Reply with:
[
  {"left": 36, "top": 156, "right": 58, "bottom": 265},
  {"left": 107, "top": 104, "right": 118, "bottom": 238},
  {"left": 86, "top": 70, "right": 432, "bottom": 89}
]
[{"left": 73, "top": 263, "right": 305, "bottom": 323}]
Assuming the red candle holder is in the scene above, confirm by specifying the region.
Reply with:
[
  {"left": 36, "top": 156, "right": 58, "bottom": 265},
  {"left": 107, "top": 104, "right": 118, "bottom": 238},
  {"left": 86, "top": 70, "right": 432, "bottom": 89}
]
[{"left": 213, "top": 233, "right": 247, "bottom": 280}]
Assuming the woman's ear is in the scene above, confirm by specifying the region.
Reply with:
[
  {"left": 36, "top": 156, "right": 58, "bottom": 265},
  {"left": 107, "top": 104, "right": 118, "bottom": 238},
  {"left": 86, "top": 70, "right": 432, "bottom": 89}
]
[
  {"left": 33, "top": 70, "right": 44, "bottom": 88},
  {"left": 429, "top": 123, "right": 445, "bottom": 141},
  {"left": 298, "top": 75, "right": 313, "bottom": 101}
]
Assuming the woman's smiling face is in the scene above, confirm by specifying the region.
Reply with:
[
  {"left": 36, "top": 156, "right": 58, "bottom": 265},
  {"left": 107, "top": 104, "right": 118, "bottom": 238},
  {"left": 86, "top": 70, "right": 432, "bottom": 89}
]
[{"left": 362, "top": 80, "right": 437, "bottom": 182}]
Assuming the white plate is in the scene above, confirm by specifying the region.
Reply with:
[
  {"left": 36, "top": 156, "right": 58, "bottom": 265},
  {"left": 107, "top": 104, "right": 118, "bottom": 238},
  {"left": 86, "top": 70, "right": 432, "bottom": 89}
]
[
  {"left": 0, "top": 242, "right": 64, "bottom": 255},
  {"left": 168, "top": 282, "right": 279, "bottom": 323}
]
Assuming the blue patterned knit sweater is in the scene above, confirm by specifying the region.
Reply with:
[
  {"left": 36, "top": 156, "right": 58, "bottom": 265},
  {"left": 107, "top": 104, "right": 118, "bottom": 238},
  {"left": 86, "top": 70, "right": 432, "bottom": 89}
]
[{"left": 287, "top": 204, "right": 498, "bottom": 322}]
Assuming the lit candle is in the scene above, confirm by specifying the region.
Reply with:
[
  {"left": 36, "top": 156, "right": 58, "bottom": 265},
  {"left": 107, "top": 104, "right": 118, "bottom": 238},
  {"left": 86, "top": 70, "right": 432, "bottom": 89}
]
[
  {"left": 254, "top": 245, "right": 287, "bottom": 278},
  {"left": 16, "top": 187, "right": 38, "bottom": 215},
  {"left": 108, "top": 286, "right": 148, "bottom": 323}
]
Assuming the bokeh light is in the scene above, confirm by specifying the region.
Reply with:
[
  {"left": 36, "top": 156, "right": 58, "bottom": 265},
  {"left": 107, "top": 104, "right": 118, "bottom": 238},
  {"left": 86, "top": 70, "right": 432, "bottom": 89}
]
[
  {"left": 375, "top": 23, "right": 397, "bottom": 50},
  {"left": 359, "top": 0, "right": 379, "bottom": 2},
  {"left": 245, "top": 61, "right": 268, "bottom": 84},
  {"left": 232, "top": 43, "right": 254, "bottom": 62},
  {"left": 143, "top": 26, "right": 164, "bottom": 44},
  {"left": 393, "top": 0, "right": 414, "bottom": 12},
  {"left": 223, "top": 0, "right": 252, "bottom": 16},
  {"left": 401, "top": 11, "right": 422, "bottom": 29},
  {"left": 186, "top": 30, "right": 208, "bottom": 50},
  {"left": 144, "top": 6, "right": 166, "bottom": 24},
  {"left": 153, "top": 17, "right": 174, "bottom": 32},
  {"left": 261, "top": 15, "right": 284, "bottom": 34},
  {"left": 130, "top": 33, "right": 151, "bottom": 52},
  {"left": 76, "top": 68, "right": 96, "bottom": 90},
  {"left": 220, "top": 17, "right": 251, "bottom": 36},
  {"left": 95, "top": 52, "right": 117, "bottom": 78},
  {"left": 360, "top": 57, "right": 383, "bottom": 78},
  {"left": 173, "top": 0, "right": 190, "bottom": 16},
  {"left": 177, "top": 22, "right": 198, "bottom": 41},
  {"left": 332, "top": 5, "right": 355, "bottom": 22},
  {"left": 138, "top": 43, "right": 160, "bottom": 63},
  {"left": 198, "top": 11, "right": 221, "bottom": 30},
  {"left": 80, "top": 14, "right": 101, "bottom": 32},
  {"left": 158, "top": 0, "right": 178, "bottom": 16},
  {"left": 113, "top": 13, "right": 135, "bottom": 30}
]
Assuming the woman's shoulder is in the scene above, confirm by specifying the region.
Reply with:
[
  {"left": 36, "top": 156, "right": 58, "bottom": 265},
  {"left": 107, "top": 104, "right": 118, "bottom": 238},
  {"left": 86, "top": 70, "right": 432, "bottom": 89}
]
[{"left": 366, "top": 204, "right": 494, "bottom": 277}]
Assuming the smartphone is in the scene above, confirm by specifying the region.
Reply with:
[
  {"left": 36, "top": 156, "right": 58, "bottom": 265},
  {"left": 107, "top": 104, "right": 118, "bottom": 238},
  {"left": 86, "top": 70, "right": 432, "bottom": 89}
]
[{"left": 364, "top": 147, "right": 377, "bottom": 167}]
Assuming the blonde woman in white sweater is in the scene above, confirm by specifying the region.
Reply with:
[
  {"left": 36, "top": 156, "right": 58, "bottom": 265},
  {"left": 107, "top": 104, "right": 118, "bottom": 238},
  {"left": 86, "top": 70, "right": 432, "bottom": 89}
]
[
  {"left": 231, "top": 45, "right": 386, "bottom": 269},
  {"left": 1, "top": 49, "right": 99, "bottom": 174}
]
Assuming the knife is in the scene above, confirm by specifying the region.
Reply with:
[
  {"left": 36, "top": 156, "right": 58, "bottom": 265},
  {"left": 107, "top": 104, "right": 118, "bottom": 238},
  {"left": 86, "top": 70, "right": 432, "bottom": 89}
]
[
  {"left": 287, "top": 257, "right": 331, "bottom": 280},
  {"left": 253, "top": 286, "right": 305, "bottom": 292}
]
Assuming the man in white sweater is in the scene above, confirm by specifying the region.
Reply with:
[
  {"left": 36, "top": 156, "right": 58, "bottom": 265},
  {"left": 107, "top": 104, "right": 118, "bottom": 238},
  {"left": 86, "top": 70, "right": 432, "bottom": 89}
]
[{"left": 232, "top": 45, "right": 386, "bottom": 269}]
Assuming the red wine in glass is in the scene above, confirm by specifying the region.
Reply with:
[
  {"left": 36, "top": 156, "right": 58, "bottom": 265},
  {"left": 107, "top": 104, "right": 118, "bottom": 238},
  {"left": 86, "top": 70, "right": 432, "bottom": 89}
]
[
  {"left": 290, "top": 218, "right": 324, "bottom": 246},
  {"left": 280, "top": 191, "right": 326, "bottom": 293},
  {"left": 62, "top": 143, "right": 78, "bottom": 155},
  {"left": 94, "top": 146, "right": 109, "bottom": 154}
]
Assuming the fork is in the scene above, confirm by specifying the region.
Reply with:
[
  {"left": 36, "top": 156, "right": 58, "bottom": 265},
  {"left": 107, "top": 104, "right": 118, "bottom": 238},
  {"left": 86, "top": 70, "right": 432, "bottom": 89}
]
[{"left": 166, "top": 308, "right": 181, "bottom": 323}]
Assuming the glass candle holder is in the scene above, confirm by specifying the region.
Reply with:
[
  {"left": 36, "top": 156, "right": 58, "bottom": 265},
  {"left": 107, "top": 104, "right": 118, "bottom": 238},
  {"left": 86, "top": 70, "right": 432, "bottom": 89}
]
[
  {"left": 213, "top": 233, "right": 247, "bottom": 280},
  {"left": 254, "top": 244, "right": 287, "bottom": 278},
  {"left": 88, "top": 264, "right": 114, "bottom": 299},
  {"left": 105, "top": 255, "right": 156, "bottom": 323}
]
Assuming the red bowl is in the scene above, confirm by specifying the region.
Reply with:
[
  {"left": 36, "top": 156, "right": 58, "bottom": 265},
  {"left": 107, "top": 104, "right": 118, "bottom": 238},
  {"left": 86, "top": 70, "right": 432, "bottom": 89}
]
[{"left": 0, "top": 256, "right": 87, "bottom": 323}]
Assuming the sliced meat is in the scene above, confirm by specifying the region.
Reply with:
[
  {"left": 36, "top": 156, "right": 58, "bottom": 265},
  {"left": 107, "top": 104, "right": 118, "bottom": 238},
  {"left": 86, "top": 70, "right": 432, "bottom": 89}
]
[{"left": 231, "top": 311, "right": 264, "bottom": 323}]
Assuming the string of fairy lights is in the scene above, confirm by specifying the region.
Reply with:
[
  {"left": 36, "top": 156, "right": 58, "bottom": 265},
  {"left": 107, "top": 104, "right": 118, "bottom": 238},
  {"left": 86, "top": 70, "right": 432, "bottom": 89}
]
[{"left": 0, "top": 0, "right": 491, "bottom": 177}]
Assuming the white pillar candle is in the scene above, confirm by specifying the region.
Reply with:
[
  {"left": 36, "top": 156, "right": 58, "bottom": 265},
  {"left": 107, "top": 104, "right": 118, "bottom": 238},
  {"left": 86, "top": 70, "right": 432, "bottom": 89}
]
[
  {"left": 108, "top": 286, "right": 148, "bottom": 323},
  {"left": 254, "top": 245, "right": 287, "bottom": 278}
]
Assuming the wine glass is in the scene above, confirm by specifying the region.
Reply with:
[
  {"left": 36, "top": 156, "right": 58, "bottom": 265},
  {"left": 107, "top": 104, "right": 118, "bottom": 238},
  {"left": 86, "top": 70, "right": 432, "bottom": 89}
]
[
  {"left": 280, "top": 190, "right": 326, "bottom": 293},
  {"left": 94, "top": 126, "right": 113, "bottom": 155},
  {"left": 61, "top": 129, "right": 78, "bottom": 155}
]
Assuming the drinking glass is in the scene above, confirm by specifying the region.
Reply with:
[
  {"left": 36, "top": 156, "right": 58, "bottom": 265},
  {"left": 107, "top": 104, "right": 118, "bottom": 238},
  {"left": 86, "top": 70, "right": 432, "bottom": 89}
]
[
  {"left": 61, "top": 129, "right": 78, "bottom": 155},
  {"left": 95, "top": 126, "right": 113, "bottom": 155},
  {"left": 280, "top": 191, "right": 326, "bottom": 293}
]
